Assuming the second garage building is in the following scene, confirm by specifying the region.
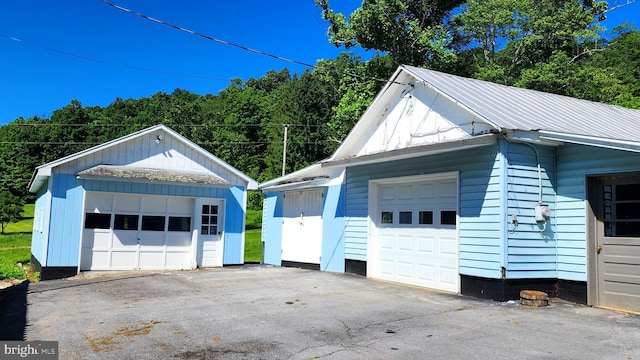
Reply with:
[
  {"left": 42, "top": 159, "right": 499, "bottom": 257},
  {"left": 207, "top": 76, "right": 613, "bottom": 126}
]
[{"left": 29, "top": 124, "right": 257, "bottom": 280}]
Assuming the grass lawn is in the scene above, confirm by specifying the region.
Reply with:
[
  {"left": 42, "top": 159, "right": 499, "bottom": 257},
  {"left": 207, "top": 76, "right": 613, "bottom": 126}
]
[
  {"left": 244, "top": 208, "right": 262, "bottom": 263},
  {"left": 0, "top": 204, "right": 35, "bottom": 280}
]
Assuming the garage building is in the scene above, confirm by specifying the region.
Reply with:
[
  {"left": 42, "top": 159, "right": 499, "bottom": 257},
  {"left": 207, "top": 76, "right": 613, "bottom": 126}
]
[
  {"left": 261, "top": 65, "right": 640, "bottom": 314},
  {"left": 29, "top": 124, "right": 257, "bottom": 280}
]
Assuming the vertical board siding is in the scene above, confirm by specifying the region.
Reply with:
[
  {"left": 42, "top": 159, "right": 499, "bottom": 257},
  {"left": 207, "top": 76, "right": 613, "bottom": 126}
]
[
  {"left": 556, "top": 144, "right": 640, "bottom": 281},
  {"left": 57, "top": 131, "right": 246, "bottom": 186},
  {"left": 322, "top": 184, "right": 346, "bottom": 272},
  {"left": 223, "top": 186, "right": 247, "bottom": 265},
  {"left": 503, "top": 141, "right": 558, "bottom": 279},
  {"left": 47, "top": 174, "right": 83, "bottom": 266},
  {"left": 262, "top": 192, "right": 283, "bottom": 265},
  {"left": 345, "top": 144, "right": 504, "bottom": 278},
  {"left": 30, "top": 186, "right": 49, "bottom": 264}
]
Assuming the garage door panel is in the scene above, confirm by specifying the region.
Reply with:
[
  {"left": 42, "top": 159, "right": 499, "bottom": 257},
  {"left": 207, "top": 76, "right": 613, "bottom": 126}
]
[
  {"left": 167, "top": 233, "right": 191, "bottom": 247},
  {"left": 85, "top": 193, "right": 113, "bottom": 212},
  {"left": 110, "top": 251, "right": 137, "bottom": 268},
  {"left": 398, "top": 236, "right": 413, "bottom": 251},
  {"left": 417, "top": 265, "right": 434, "bottom": 281},
  {"left": 114, "top": 196, "right": 140, "bottom": 212},
  {"left": 82, "top": 193, "right": 194, "bottom": 271},
  {"left": 441, "top": 237, "right": 457, "bottom": 255},
  {"left": 372, "top": 176, "right": 459, "bottom": 293},
  {"left": 87, "top": 251, "right": 109, "bottom": 268},
  {"left": 165, "top": 252, "right": 190, "bottom": 268},
  {"left": 440, "top": 267, "right": 458, "bottom": 285},
  {"left": 138, "top": 252, "right": 164, "bottom": 269},
  {"left": 398, "top": 261, "right": 414, "bottom": 278},
  {"left": 418, "top": 184, "right": 435, "bottom": 199},
  {"left": 398, "top": 185, "right": 413, "bottom": 199},
  {"left": 142, "top": 197, "right": 167, "bottom": 213},
  {"left": 418, "top": 237, "right": 434, "bottom": 253}
]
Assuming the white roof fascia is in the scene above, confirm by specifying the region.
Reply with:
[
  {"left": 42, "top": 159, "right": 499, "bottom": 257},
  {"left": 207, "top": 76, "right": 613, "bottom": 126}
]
[
  {"left": 259, "top": 163, "right": 324, "bottom": 190},
  {"left": 261, "top": 177, "right": 330, "bottom": 192},
  {"left": 29, "top": 125, "right": 169, "bottom": 193},
  {"left": 322, "top": 134, "right": 497, "bottom": 168},
  {"left": 504, "top": 130, "right": 565, "bottom": 147},
  {"left": 539, "top": 130, "right": 640, "bottom": 153},
  {"left": 328, "top": 67, "right": 407, "bottom": 161},
  {"left": 161, "top": 126, "right": 259, "bottom": 190},
  {"left": 28, "top": 124, "right": 258, "bottom": 192}
]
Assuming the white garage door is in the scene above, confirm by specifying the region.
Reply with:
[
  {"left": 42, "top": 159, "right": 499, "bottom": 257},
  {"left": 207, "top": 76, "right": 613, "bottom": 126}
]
[
  {"left": 282, "top": 188, "right": 323, "bottom": 265},
  {"left": 370, "top": 175, "right": 459, "bottom": 292},
  {"left": 81, "top": 193, "right": 194, "bottom": 270}
]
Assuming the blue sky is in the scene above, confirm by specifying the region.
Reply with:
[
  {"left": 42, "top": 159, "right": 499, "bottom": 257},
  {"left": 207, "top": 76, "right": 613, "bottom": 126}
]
[{"left": 1, "top": 1, "right": 639, "bottom": 125}]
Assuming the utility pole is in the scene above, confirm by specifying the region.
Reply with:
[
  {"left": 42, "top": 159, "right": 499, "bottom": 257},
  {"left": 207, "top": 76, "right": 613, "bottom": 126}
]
[{"left": 282, "top": 124, "right": 289, "bottom": 176}]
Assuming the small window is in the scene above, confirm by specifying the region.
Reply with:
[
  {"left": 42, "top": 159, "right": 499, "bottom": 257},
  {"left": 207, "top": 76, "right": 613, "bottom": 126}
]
[
  {"left": 202, "top": 205, "right": 210, "bottom": 214},
  {"left": 85, "top": 213, "right": 111, "bottom": 229},
  {"left": 168, "top": 217, "right": 191, "bottom": 232},
  {"left": 211, "top": 205, "right": 218, "bottom": 215},
  {"left": 399, "top": 211, "right": 412, "bottom": 224},
  {"left": 201, "top": 225, "right": 209, "bottom": 235},
  {"left": 419, "top": 211, "right": 433, "bottom": 225},
  {"left": 114, "top": 214, "right": 138, "bottom": 230},
  {"left": 202, "top": 215, "right": 209, "bottom": 225},
  {"left": 209, "top": 226, "right": 218, "bottom": 235},
  {"left": 441, "top": 211, "right": 456, "bottom": 225},
  {"left": 381, "top": 211, "right": 393, "bottom": 224},
  {"left": 141, "top": 216, "right": 165, "bottom": 231}
]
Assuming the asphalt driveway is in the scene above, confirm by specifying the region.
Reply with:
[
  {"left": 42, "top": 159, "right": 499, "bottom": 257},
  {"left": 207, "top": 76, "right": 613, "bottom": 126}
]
[{"left": 10, "top": 266, "right": 640, "bottom": 359}]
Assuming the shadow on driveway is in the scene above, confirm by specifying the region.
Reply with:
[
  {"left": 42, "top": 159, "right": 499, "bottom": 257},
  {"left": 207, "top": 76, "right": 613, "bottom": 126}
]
[{"left": 0, "top": 281, "right": 28, "bottom": 340}]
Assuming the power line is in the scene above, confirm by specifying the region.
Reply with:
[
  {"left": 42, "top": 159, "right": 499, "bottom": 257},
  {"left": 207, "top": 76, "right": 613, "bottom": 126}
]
[
  {"left": 98, "top": 0, "right": 407, "bottom": 86},
  {"left": 98, "top": 0, "right": 316, "bottom": 69},
  {"left": 0, "top": 33, "right": 228, "bottom": 81},
  {"left": 2, "top": 123, "right": 329, "bottom": 128}
]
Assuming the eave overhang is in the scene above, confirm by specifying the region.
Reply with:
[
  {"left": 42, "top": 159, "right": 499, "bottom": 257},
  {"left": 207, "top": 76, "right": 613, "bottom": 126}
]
[
  {"left": 322, "top": 133, "right": 498, "bottom": 168},
  {"left": 77, "top": 165, "right": 233, "bottom": 187}
]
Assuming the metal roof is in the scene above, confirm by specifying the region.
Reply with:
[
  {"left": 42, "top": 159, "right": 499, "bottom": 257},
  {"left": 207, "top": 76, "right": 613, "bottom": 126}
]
[{"left": 403, "top": 65, "right": 640, "bottom": 143}]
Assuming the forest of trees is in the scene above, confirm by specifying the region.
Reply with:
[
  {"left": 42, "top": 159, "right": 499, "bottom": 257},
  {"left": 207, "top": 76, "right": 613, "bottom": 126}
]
[{"left": 1, "top": 0, "right": 639, "bottom": 210}]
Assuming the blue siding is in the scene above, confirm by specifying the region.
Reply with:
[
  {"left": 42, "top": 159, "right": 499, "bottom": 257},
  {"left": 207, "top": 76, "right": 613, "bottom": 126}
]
[
  {"left": 345, "top": 144, "right": 504, "bottom": 278},
  {"left": 30, "top": 186, "right": 49, "bottom": 265},
  {"left": 223, "top": 186, "right": 246, "bottom": 265},
  {"left": 47, "top": 174, "right": 84, "bottom": 267},
  {"left": 321, "top": 184, "right": 346, "bottom": 272},
  {"left": 503, "top": 141, "right": 558, "bottom": 279},
  {"left": 45, "top": 174, "right": 246, "bottom": 267},
  {"left": 556, "top": 144, "right": 640, "bottom": 281},
  {"left": 262, "top": 192, "right": 283, "bottom": 265}
]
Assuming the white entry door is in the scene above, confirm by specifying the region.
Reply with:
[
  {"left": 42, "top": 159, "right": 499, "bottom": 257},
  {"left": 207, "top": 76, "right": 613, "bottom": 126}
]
[
  {"left": 282, "top": 189, "right": 323, "bottom": 265},
  {"left": 196, "top": 199, "right": 224, "bottom": 267},
  {"left": 370, "top": 174, "right": 459, "bottom": 293}
]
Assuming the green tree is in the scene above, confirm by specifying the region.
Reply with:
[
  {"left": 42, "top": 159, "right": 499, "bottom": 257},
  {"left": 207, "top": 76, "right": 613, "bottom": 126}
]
[
  {"left": 0, "top": 191, "right": 24, "bottom": 234},
  {"left": 453, "top": 0, "right": 608, "bottom": 85},
  {"left": 316, "top": 0, "right": 463, "bottom": 67}
]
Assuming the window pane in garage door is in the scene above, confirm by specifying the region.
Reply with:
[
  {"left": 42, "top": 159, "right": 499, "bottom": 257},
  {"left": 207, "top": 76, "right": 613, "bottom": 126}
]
[
  {"left": 168, "top": 217, "right": 191, "bottom": 232},
  {"left": 114, "top": 214, "right": 138, "bottom": 230},
  {"left": 142, "top": 216, "right": 165, "bottom": 231},
  {"left": 85, "top": 213, "right": 111, "bottom": 229}
]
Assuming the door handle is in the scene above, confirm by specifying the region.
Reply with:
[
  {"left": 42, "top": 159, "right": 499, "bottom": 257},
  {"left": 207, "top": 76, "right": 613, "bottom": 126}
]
[{"left": 596, "top": 245, "right": 603, "bottom": 254}]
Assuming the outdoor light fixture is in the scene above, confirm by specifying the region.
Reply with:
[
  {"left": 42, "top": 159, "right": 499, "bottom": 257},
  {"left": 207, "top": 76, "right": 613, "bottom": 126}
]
[{"left": 156, "top": 134, "right": 163, "bottom": 143}]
